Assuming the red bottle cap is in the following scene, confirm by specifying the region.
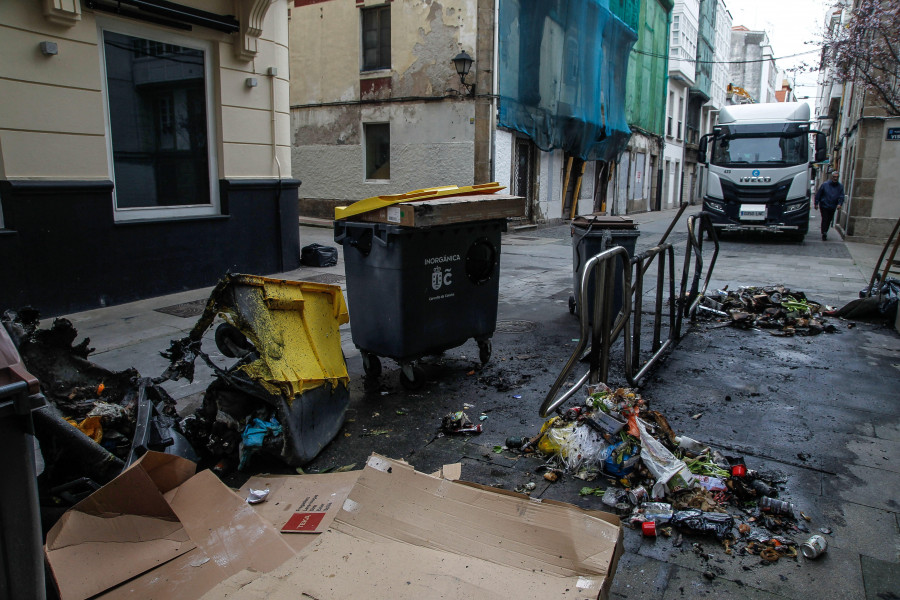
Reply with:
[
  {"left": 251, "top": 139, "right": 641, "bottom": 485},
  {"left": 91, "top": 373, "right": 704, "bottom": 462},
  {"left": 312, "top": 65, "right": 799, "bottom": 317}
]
[
  {"left": 642, "top": 521, "right": 657, "bottom": 537},
  {"left": 732, "top": 465, "right": 747, "bottom": 477}
]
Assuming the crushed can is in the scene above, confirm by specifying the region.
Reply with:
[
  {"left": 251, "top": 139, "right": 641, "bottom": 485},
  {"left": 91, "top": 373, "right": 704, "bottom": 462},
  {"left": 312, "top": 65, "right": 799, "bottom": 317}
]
[
  {"left": 628, "top": 485, "right": 648, "bottom": 505},
  {"left": 759, "top": 496, "right": 795, "bottom": 516},
  {"left": 800, "top": 534, "right": 827, "bottom": 559}
]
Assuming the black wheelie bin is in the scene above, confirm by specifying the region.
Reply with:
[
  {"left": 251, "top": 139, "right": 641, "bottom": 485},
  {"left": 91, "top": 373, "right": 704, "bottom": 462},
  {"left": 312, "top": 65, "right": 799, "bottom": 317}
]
[
  {"left": 335, "top": 218, "right": 506, "bottom": 390},
  {"left": 569, "top": 215, "right": 640, "bottom": 321}
]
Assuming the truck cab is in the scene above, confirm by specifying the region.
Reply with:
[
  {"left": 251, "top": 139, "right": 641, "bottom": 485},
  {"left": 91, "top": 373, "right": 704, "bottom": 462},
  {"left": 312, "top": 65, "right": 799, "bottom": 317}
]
[{"left": 699, "top": 103, "right": 826, "bottom": 240}]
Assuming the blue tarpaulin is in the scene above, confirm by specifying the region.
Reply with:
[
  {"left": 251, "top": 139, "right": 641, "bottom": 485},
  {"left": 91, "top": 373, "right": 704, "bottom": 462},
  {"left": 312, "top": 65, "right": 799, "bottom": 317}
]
[{"left": 498, "top": 0, "right": 637, "bottom": 162}]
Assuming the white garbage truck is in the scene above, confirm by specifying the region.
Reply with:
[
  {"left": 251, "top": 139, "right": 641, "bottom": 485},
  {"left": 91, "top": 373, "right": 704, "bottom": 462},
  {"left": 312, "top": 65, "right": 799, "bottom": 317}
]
[{"left": 698, "top": 102, "right": 827, "bottom": 240}]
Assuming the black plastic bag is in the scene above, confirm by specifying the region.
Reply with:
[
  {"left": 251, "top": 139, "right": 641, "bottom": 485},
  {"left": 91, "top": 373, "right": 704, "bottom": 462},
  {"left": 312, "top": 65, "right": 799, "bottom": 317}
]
[
  {"left": 670, "top": 509, "right": 735, "bottom": 540},
  {"left": 301, "top": 243, "right": 338, "bottom": 267}
]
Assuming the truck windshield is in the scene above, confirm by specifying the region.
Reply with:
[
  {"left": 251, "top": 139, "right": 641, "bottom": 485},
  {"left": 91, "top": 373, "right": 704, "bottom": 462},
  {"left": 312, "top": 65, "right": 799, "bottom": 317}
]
[{"left": 711, "top": 123, "right": 808, "bottom": 167}]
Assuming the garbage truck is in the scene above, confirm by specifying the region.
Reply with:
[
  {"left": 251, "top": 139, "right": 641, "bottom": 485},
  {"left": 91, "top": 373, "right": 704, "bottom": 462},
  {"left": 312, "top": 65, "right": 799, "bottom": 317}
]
[{"left": 698, "top": 102, "right": 827, "bottom": 240}]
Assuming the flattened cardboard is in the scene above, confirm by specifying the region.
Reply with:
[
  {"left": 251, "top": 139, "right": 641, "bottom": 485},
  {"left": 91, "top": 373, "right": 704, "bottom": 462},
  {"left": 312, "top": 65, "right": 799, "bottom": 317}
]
[
  {"left": 45, "top": 452, "right": 295, "bottom": 600},
  {"left": 45, "top": 454, "right": 198, "bottom": 600},
  {"left": 348, "top": 194, "right": 526, "bottom": 227},
  {"left": 238, "top": 471, "right": 360, "bottom": 535},
  {"left": 200, "top": 454, "right": 624, "bottom": 600}
]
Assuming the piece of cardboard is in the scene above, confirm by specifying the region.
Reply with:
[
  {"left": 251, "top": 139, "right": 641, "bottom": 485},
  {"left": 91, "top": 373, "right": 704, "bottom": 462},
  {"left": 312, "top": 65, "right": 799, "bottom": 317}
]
[
  {"left": 200, "top": 454, "right": 624, "bottom": 600},
  {"left": 348, "top": 194, "right": 526, "bottom": 227},
  {"left": 237, "top": 471, "right": 360, "bottom": 553},
  {"left": 45, "top": 452, "right": 295, "bottom": 600}
]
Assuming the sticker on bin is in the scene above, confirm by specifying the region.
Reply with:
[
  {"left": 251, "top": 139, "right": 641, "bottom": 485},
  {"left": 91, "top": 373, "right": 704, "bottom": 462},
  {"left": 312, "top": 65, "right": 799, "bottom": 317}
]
[
  {"left": 387, "top": 206, "right": 402, "bottom": 223},
  {"left": 739, "top": 204, "right": 766, "bottom": 221}
]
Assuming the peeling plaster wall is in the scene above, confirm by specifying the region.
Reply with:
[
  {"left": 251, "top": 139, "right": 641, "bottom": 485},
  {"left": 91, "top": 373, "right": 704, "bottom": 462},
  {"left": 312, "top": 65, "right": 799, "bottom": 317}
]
[
  {"left": 289, "top": 0, "right": 481, "bottom": 204},
  {"left": 292, "top": 101, "right": 475, "bottom": 200}
]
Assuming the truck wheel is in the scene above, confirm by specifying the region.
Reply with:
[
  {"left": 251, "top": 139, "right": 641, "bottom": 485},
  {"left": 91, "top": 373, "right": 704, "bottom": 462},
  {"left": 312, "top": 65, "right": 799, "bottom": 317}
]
[
  {"left": 361, "top": 352, "right": 382, "bottom": 379},
  {"left": 399, "top": 364, "right": 426, "bottom": 391},
  {"left": 477, "top": 339, "right": 492, "bottom": 365}
]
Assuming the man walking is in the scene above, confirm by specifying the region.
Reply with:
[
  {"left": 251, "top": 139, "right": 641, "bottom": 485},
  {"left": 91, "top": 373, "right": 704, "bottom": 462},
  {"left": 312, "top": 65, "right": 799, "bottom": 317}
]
[{"left": 814, "top": 171, "right": 845, "bottom": 240}]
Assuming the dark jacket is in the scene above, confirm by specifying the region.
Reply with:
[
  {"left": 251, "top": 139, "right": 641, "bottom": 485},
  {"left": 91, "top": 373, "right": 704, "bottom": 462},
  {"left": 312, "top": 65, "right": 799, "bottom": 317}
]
[{"left": 815, "top": 180, "right": 845, "bottom": 209}]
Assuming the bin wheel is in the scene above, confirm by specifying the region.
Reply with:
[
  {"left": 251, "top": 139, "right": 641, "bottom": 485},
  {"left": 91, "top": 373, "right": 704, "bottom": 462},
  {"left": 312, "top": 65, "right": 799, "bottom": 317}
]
[
  {"left": 478, "top": 339, "right": 492, "bottom": 365},
  {"left": 568, "top": 295, "right": 576, "bottom": 314},
  {"left": 215, "top": 323, "right": 254, "bottom": 358},
  {"left": 399, "top": 364, "right": 426, "bottom": 391},
  {"left": 362, "top": 352, "right": 382, "bottom": 379}
]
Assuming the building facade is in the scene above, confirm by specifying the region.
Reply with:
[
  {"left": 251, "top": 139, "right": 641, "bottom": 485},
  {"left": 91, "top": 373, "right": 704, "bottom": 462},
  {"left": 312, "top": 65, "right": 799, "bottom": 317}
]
[
  {"left": 0, "top": 0, "right": 298, "bottom": 316},
  {"left": 615, "top": 0, "right": 674, "bottom": 214},
  {"left": 815, "top": 3, "right": 900, "bottom": 244},
  {"left": 290, "top": 0, "right": 640, "bottom": 223},
  {"left": 728, "top": 25, "right": 777, "bottom": 104}
]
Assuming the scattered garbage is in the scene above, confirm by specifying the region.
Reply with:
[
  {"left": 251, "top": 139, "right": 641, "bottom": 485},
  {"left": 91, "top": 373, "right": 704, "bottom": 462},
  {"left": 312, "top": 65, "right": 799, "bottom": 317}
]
[
  {"left": 1, "top": 308, "right": 198, "bottom": 501},
  {"left": 506, "top": 381, "right": 824, "bottom": 570},
  {"left": 697, "top": 286, "right": 839, "bottom": 336},
  {"left": 441, "top": 411, "right": 483, "bottom": 434},
  {"left": 246, "top": 488, "right": 270, "bottom": 504},
  {"left": 800, "top": 534, "right": 828, "bottom": 559}
]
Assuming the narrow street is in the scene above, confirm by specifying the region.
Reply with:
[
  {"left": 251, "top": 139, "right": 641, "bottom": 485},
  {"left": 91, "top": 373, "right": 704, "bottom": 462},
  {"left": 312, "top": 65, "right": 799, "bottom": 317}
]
[{"left": 55, "top": 204, "right": 900, "bottom": 599}]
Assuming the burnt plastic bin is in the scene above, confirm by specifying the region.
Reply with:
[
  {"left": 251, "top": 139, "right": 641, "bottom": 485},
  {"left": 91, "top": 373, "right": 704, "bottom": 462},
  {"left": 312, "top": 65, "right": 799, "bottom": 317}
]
[
  {"left": 335, "top": 219, "right": 506, "bottom": 389},
  {"left": 570, "top": 216, "right": 640, "bottom": 321},
  {"left": 1, "top": 325, "right": 46, "bottom": 600}
]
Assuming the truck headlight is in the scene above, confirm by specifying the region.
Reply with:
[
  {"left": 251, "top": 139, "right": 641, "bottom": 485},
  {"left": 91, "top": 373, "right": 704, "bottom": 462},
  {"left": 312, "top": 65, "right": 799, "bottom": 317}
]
[
  {"left": 705, "top": 199, "right": 724, "bottom": 212},
  {"left": 784, "top": 200, "right": 808, "bottom": 214}
]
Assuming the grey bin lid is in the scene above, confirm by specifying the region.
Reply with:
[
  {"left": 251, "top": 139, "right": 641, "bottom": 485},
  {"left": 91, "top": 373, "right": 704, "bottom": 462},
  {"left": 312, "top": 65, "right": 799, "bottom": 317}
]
[{"left": 571, "top": 214, "right": 637, "bottom": 230}]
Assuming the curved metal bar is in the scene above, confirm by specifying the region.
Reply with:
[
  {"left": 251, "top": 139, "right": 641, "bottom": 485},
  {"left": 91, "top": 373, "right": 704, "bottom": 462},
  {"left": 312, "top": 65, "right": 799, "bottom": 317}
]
[
  {"left": 685, "top": 213, "right": 720, "bottom": 319},
  {"left": 540, "top": 246, "right": 631, "bottom": 418}
]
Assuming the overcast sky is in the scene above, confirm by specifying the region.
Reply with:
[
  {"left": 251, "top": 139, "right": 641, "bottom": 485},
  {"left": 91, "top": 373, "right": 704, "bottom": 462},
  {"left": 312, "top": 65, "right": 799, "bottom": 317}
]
[{"left": 723, "top": 0, "right": 834, "bottom": 106}]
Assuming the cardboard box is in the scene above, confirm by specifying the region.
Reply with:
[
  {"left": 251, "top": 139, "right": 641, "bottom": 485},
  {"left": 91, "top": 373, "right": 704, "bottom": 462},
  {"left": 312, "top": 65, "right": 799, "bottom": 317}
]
[
  {"left": 348, "top": 194, "right": 526, "bottom": 227},
  {"left": 44, "top": 452, "right": 295, "bottom": 600},
  {"left": 203, "top": 454, "right": 624, "bottom": 600}
]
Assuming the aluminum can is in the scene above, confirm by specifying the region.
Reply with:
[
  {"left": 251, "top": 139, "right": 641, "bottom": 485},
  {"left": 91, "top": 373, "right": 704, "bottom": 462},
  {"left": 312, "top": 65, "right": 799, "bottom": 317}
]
[
  {"left": 628, "top": 485, "right": 648, "bottom": 505},
  {"left": 641, "top": 521, "right": 657, "bottom": 537},
  {"left": 759, "top": 495, "right": 794, "bottom": 516},
  {"left": 800, "top": 535, "right": 828, "bottom": 559}
]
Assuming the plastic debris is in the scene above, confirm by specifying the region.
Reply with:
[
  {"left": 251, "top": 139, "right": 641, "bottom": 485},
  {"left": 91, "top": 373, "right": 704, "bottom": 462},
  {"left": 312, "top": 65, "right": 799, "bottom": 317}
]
[
  {"left": 246, "top": 488, "right": 270, "bottom": 504},
  {"left": 441, "top": 411, "right": 482, "bottom": 434}
]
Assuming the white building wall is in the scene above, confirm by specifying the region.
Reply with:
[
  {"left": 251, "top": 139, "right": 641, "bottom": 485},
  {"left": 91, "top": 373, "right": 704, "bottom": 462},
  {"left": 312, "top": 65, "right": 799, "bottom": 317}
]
[{"left": 494, "top": 130, "right": 513, "bottom": 192}]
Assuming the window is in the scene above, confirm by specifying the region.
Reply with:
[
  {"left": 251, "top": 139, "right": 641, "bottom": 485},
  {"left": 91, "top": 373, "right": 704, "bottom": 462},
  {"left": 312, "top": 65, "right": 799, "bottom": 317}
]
[
  {"left": 667, "top": 91, "right": 674, "bottom": 137},
  {"left": 364, "top": 123, "right": 390, "bottom": 180},
  {"left": 100, "top": 26, "right": 217, "bottom": 221},
  {"left": 671, "top": 15, "right": 680, "bottom": 46},
  {"left": 677, "top": 96, "right": 684, "bottom": 140},
  {"left": 361, "top": 6, "right": 390, "bottom": 71}
]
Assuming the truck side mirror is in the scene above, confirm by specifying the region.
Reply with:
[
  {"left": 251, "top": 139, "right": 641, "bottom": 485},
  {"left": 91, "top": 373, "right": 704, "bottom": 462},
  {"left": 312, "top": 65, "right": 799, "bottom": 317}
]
[
  {"left": 698, "top": 136, "right": 708, "bottom": 164},
  {"left": 814, "top": 132, "right": 827, "bottom": 163}
]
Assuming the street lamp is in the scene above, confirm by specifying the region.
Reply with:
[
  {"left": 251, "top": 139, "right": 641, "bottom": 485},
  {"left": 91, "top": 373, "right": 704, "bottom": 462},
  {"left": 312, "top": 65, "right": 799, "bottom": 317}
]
[{"left": 452, "top": 50, "right": 475, "bottom": 96}]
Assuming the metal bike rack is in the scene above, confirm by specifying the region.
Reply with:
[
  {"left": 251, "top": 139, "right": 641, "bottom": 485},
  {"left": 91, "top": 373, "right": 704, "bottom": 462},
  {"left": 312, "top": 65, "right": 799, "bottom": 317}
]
[
  {"left": 626, "top": 242, "right": 678, "bottom": 386},
  {"left": 675, "top": 212, "right": 719, "bottom": 337},
  {"left": 541, "top": 210, "right": 720, "bottom": 417},
  {"left": 540, "top": 246, "right": 632, "bottom": 417}
]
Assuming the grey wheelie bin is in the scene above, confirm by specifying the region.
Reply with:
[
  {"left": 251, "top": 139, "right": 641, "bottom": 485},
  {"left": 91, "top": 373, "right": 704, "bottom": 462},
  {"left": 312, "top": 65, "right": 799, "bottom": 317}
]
[
  {"left": 335, "top": 219, "right": 505, "bottom": 390},
  {"left": 570, "top": 215, "right": 640, "bottom": 321}
]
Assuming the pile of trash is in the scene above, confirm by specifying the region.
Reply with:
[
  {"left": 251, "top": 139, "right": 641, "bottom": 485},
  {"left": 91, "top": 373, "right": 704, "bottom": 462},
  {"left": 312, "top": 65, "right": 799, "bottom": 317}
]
[
  {"left": 517, "top": 383, "right": 826, "bottom": 563},
  {"left": 697, "top": 285, "right": 838, "bottom": 336},
  {"left": 1, "top": 309, "right": 196, "bottom": 498}
]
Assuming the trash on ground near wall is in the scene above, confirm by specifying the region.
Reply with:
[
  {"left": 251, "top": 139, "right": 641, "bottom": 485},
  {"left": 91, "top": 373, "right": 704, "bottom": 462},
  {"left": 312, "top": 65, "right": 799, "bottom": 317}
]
[
  {"left": 440, "top": 410, "right": 482, "bottom": 434},
  {"left": 300, "top": 243, "right": 339, "bottom": 267},
  {"left": 201, "top": 454, "right": 625, "bottom": 600},
  {"left": 696, "top": 286, "right": 839, "bottom": 336},
  {"left": 517, "top": 381, "right": 821, "bottom": 568},
  {"left": 1, "top": 309, "right": 198, "bottom": 499},
  {"left": 162, "top": 274, "right": 350, "bottom": 471}
]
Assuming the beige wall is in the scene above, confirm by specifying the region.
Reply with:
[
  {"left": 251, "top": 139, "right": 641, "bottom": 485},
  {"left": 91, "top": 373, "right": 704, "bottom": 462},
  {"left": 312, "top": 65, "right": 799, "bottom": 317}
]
[
  {"left": 289, "top": 0, "right": 478, "bottom": 106},
  {"left": 873, "top": 118, "right": 900, "bottom": 220},
  {"left": 0, "top": 0, "right": 291, "bottom": 180}
]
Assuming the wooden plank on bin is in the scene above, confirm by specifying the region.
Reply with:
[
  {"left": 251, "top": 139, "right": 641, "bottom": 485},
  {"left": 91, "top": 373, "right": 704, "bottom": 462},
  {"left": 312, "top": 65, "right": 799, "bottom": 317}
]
[{"left": 346, "top": 194, "right": 526, "bottom": 227}]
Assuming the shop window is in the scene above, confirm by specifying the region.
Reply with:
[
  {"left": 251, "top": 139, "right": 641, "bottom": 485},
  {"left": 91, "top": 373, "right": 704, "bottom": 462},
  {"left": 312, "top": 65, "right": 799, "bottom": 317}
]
[
  {"left": 364, "top": 123, "right": 390, "bottom": 180},
  {"left": 361, "top": 6, "right": 391, "bottom": 71},
  {"left": 101, "top": 25, "right": 218, "bottom": 221}
]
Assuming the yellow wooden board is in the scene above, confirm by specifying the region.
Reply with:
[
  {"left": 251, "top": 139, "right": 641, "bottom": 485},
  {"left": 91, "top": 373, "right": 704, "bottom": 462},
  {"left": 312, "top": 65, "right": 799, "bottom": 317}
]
[{"left": 334, "top": 182, "right": 505, "bottom": 220}]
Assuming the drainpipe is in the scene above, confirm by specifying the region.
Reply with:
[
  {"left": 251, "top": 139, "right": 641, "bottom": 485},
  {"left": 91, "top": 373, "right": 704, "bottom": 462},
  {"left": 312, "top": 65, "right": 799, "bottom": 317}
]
[
  {"left": 491, "top": 0, "right": 499, "bottom": 183},
  {"left": 657, "top": 1, "right": 672, "bottom": 212},
  {"left": 268, "top": 66, "right": 285, "bottom": 272}
]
